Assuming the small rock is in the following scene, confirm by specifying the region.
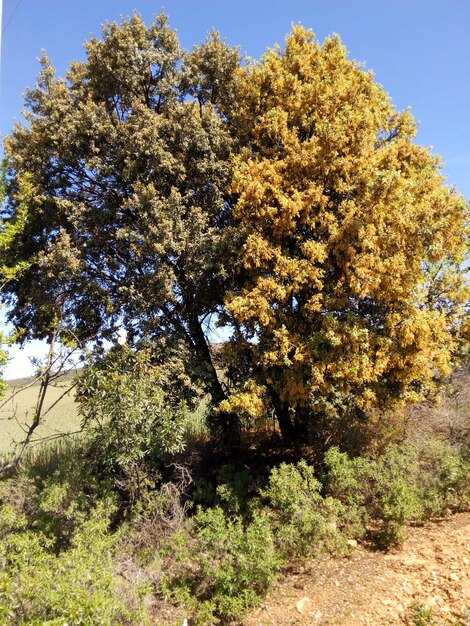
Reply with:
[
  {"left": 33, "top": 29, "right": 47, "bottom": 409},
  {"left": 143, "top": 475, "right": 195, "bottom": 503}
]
[
  {"left": 347, "top": 539, "right": 358, "bottom": 548},
  {"left": 449, "top": 573, "right": 459, "bottom": 582},
  {"left": 296, "top": 597, "right": 313, "bottom": 614},
  {"left": 381, "top": 599, "right": 393, "bottom": 606},
  {"left": 424, "top": 595, "right": 442, "bottom": 609}
]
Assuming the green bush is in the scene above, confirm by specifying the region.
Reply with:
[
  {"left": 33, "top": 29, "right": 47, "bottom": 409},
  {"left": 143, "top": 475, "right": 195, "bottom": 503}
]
[
  {"left": 162, "top": 461, "right": 347, "bottom": 624},
  {"left": 77, "top": 346, "right": 188, "bottom": 474},
  {"left": 161, "top": 506, "right": 282, "bottom": 625},
  {"left": 1, "top": 418, "right": 468, "bottom": 625},
  {"left": 161, "top": 441, "right": 470, "bottom": 623},
  {"left": 324, "top": 445, "right": 424, "bottom": 547},
  {"left": 191, "top": 463, "right": 253, "bottom": 515},
  {"left": 0, "top": 439, "right": 149, "bottom": 625},
  {"left": 215, "top": 463, "right": 253, "bottom": 515},
  {"left": 0, "top": 504, "right": 145, "bottom": 625},
  {"left": 324, "top": 441, "right": 470, "bottom": 548},
  {"left": 415, "top": 440, "right": 470, "bottom": 517},
  {"left": 322, "top": 447, "right": 370, "bottom": 539},
  {"left": 260, "top": 460, "right": 347, "bottom": 559}
]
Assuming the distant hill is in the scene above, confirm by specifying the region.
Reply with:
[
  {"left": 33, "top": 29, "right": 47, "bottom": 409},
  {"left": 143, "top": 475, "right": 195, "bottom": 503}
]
[{"left": 6, "top": 367, "right": 80, "bottom": 389}]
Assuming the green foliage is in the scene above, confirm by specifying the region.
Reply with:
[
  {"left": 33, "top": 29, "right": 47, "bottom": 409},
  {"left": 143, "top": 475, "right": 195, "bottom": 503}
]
[
  {"left": 409, "top": 603, "right": 470, "bottom": 626},
  {"left": 0, "top": 163, "right": 34, "bottom": 406},
  {"left": 215, "top": 463, "right": 252, "bottom": 515},
  {"left": 2, "top": 13, "right": 240, "bottom": 423},
  {"left": 0, "top": 167, "right": 35, "bottom": 286},
  {"left": 0, "top": 444, "right": 143, "bottom": 625},
  {"left": 260, "top": 460, "right": 346, "bottom": 559},
  {"left": 0, "top": 505, "right": 142, "bottom": 625},
  {"left": 162, "top": 506, "right": 282, "bottom": 624},
  {"left": 325, "top": 446, "right": 424, "bottom": 546},
  {"left": 0, "top": 431, "right": 469, "bottom": 625},
  {"left": 0, "top": 439, "right": 115, "bottom": 547},
  {"left": 412, "top": 604, "right": 436, "bottom": 626},
  {"left": 77, "top": 346, "right": 188, "bottom": 473},
  {"left": 163, "top": 461, "right": 347, "bottom": 624},
  {"left": 0, "top": 333, "right": 7, "bottom": 400},
  {"left": 411, "top": 604, "right": 438, "bottom": 626},
  {"left": 190, "top": 463, "right": 254, "bottom": 515},
  {"left": 415, "top": 439, "right": 470, "bottom": 517},
  {"left": 324, "top": 442, "right": 470, "bottom": 548}
]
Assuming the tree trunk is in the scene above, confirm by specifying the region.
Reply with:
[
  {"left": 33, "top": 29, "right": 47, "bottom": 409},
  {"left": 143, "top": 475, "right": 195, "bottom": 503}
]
[
  {"left": 187, "top": 314, "right": 226, "bottom": 404},
  {"left": 187, "top": 315, "right": 240, "bottom": 447},
  {"left": 269, "top": 388, "right": 296, "bottom": 443}
]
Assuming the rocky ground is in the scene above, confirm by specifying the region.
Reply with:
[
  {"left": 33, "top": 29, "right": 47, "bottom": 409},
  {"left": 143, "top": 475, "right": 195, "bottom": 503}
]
[{"left": 243, "top": 512, "right": 470, "bottom": 626}]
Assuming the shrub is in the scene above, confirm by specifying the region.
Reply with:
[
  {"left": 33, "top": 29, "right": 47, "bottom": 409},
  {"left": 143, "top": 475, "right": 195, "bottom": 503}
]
[
  {"left": 0, "top": 503, "right": 145, "bottom": 625},
  {"left": 162, "top": 461, "right": 350, "bottom": 624},
  {"left": 260, "top": 460, "right": 347, "bottom": 559},
  {"left": 77, "top": 346, "right": 188, "bottom": 475},
  {"left": 322, "top": 447, "right": 370, "bottom": 539},
  {"left": 324, "top": 445, "right": 425, "bottom": 547},
  {"left": 161, "top": 506, "right": 282, "bottom": 625},
  {"left": 215, "top": 463, "right": 253, "bottom": 515},
  {"left": 324, "top": 440, "right": 470, "bottom": 548},
  {"left": 415, "top": 440, "right": 470, "bottom": 517},
  {"left": 191, "top": 463, "right": 254, "bottom": 515}
]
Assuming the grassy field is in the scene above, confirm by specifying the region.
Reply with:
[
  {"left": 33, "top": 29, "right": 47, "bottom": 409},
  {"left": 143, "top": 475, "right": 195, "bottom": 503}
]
[
  {"left": 0, "top": 373, "right": 80, "bottom": 454},
  {"left": 0, "top": 371, "right": 211, "bottom": 455}
]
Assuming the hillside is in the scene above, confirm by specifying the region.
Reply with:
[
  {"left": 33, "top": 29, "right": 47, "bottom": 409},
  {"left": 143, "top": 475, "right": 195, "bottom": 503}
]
[{"left": 0, "top": 373, "right": 80, "bottom": 453}]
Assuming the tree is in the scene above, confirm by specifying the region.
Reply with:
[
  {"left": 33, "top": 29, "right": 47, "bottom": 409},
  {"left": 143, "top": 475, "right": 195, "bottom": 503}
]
[
  {"left": 3, "top": 19, "right": 468, "bottom": 449},
  {"left": 1, "top": 162, "right": 93, "bottom": 472},
  {"left": 2, "top": 15, "right": 241, "bottom": 419},
  {"left": 0, "top": 160, "right": 37, "bottom": 399},
  {"left": 222, "top": 27, "right": 469, "bottom": 443}
]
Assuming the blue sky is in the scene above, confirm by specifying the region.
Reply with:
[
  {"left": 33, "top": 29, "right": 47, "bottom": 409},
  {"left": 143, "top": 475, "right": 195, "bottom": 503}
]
[{"left": 1, "top": 0, "right": 469, "bottom": 378}]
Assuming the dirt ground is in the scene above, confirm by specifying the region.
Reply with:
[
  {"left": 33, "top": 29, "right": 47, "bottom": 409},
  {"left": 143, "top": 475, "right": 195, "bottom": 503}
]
[{"left": 242, "top": 512, "right": 470, "bottom": 626}]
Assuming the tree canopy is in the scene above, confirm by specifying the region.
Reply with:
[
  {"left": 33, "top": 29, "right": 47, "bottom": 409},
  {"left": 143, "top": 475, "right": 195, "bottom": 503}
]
[
  {"left": 1, "top": 16, "right": 468, "bottom": 446},
  {"left": 222, "top": 27, "right": 469, "bottom": 441},
  {"left": 2, "top": 14, "right": 240, "bottom": 410}
]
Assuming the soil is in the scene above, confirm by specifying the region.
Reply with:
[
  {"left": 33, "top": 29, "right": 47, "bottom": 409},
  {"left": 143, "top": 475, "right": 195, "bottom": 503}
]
[{"left": 242, "top": 512, "right": 470, "bottom": 626}]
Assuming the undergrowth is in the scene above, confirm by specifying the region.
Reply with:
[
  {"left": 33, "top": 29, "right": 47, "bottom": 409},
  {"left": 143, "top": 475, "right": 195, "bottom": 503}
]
[{"left": 0, "top": 434, "right": 469, "bottom": 625}]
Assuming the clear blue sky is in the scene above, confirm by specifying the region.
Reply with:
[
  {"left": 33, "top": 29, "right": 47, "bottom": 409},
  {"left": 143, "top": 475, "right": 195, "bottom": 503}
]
[{"left": 1, "top": 0, "right": 469, "bottom": 378}]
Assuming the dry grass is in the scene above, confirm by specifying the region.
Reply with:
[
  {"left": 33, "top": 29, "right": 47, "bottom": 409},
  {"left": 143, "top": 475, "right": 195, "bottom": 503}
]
[
  {"left": 0, "top": 375, "right": 81, "bottom": 454},
  {"left": 0, "top": 372, "right": 211, "bottom": 456}
]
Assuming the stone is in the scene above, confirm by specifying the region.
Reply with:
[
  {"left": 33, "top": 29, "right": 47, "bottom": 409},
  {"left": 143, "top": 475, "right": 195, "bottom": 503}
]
[{"left": 296, "top": 597, "right": 313, "bottom": 614}]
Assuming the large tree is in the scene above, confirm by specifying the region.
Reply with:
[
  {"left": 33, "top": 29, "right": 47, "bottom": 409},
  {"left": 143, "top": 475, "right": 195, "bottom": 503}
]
[
  {"left": 222, "top": 27, "right": 469, "bottom": 443},
  {"left": 3, "top": 19, "right": 468, "bottom": 447},
  {"left": 2, "top": 14, "right": 240, "bottom": 412}
]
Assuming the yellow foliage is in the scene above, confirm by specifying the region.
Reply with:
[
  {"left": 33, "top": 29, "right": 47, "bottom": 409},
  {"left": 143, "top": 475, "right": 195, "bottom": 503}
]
[
  {"left": 226, "top": 26, "right": 469, "bottom": 432},
  {"left": 218, "top": 380, "right": 268, "bottom": 423}
]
